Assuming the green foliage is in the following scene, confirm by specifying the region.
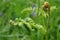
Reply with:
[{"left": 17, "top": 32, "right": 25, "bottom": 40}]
[{"left": 0, "top": 0, "right": 60, "bottom": 40}]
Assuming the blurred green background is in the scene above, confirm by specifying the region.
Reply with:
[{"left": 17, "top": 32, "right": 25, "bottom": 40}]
[{"left": 0, "top": 0, "right": 60, "bottom": 40}]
